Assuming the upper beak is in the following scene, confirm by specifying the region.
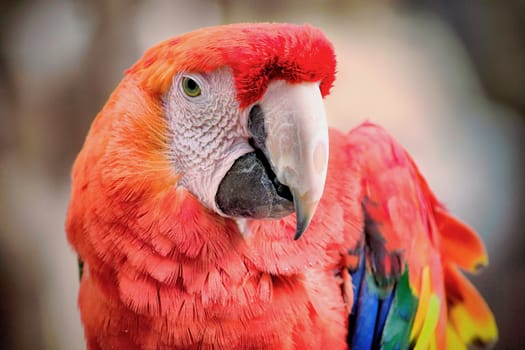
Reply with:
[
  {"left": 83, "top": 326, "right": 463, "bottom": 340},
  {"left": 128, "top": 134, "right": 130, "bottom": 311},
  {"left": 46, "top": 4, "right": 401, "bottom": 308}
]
[{"left": 259, "top": 80, "right": 329, "bottom": 240}]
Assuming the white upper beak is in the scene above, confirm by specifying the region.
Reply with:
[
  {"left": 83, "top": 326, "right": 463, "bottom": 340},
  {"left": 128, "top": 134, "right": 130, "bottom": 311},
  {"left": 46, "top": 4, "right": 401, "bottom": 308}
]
[{"left": 259, "top": 80, "right": 329, "bottom": 239}]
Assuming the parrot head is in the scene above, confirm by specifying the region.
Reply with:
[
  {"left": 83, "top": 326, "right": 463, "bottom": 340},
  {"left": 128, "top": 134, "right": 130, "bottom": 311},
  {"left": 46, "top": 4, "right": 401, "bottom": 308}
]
[{"left": 86, "top": 23, "right": 336, "bottom": 240}]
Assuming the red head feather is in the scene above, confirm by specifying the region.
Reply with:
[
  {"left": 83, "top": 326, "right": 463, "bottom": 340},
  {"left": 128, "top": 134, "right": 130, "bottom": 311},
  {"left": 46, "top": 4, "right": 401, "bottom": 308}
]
[{"left": 126, "top": 23, "right": 336, "bottom": 107}]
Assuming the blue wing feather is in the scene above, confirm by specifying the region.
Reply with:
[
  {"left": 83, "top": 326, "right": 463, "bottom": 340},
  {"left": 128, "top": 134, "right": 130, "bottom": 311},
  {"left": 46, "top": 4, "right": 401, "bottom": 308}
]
[
  {"left": 347, "top": 252, "right": 417, "bottom": 349},
  {"left": 350, "top": 272, "right": 380, "bottom": 350},
  {"left": 373, "top": 285, "right": 395, "bottom": 348}
]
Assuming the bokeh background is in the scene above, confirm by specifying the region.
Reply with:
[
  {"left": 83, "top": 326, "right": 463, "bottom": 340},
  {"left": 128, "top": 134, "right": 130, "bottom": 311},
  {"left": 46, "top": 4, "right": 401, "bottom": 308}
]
[{"left": 0, "top": 0, "right": 524, "bottom": 349}]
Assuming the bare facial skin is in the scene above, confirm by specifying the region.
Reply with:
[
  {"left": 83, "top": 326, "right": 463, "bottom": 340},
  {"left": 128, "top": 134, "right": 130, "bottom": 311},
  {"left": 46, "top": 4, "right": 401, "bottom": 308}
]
[
  {"left": 165, "top": 68, "right": 329, "bottom": 238},
  {"left": 165, "top": 68, "right": 253, "bottom": 213}
]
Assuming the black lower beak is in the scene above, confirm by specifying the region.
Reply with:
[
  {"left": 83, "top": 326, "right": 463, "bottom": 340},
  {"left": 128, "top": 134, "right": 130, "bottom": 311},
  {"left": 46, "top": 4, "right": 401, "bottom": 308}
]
[{"left": 215, "top": 152, "right": 294, "bottom": 219}]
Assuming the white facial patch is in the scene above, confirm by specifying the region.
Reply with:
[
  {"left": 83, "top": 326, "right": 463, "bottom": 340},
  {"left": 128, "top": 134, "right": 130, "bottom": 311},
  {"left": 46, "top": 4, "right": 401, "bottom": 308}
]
[{"left": 164, "top": 68, "right": 252, "bottom": 212}]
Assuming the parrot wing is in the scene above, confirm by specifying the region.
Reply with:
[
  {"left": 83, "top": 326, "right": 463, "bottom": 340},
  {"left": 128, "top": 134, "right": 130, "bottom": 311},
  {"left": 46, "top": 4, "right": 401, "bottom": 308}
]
[{"left": 341, "top": 123, "right": 497, "bottom": 350}]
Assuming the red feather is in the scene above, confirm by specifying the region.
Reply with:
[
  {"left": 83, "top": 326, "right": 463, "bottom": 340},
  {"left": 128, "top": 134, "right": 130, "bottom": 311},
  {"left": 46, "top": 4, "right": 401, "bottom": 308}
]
[
  {"left": 66, "top": 24, "right": 495, "bottom": 349},
  {"left": 126, "top": 23, "right": 336, "bottom": 108}
]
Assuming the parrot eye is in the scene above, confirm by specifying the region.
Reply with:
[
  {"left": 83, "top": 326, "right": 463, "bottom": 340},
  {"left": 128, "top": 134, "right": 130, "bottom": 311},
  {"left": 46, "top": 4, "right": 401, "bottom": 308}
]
[{"left": 182, "top": 77, "right": 201, "bottom": 97}]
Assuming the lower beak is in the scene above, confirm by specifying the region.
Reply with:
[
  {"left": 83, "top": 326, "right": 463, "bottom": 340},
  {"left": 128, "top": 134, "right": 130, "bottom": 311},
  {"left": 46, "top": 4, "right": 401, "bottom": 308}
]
[{"left": 260, "top": 80, "right": 329, "bottom": 239}]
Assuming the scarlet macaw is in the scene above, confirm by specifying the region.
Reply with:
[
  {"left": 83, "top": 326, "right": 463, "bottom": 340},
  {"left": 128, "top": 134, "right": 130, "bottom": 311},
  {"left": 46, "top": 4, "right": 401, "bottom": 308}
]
[{"left": 66, "top": 23, "right": 497, "bottom": 349}]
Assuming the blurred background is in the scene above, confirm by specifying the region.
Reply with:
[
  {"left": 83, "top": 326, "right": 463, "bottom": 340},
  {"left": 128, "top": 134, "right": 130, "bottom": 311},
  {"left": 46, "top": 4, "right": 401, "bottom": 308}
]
[{"left": 0, "top": 0, "right": 523, "bottom": 349}]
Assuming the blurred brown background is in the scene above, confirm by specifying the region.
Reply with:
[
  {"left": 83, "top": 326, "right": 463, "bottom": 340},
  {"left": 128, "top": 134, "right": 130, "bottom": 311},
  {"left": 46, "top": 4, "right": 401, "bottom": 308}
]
[{"left": 0, "top": 0, "right": 524, "bottom": 349}]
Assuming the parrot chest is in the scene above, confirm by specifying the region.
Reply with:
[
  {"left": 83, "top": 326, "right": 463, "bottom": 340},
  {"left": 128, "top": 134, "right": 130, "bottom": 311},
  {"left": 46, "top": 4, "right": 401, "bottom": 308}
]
[
  {"left": 77, "top": 160, "right": 355, "bottom": 349},
  {"left": 79, "top": 253, "right": 349, "bottom": 349}
]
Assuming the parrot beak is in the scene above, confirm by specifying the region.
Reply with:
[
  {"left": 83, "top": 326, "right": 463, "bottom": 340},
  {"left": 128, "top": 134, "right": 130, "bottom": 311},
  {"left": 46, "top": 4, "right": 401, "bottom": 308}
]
[{"left": 259, "top": 80, "right": 329, "bottom": 240}]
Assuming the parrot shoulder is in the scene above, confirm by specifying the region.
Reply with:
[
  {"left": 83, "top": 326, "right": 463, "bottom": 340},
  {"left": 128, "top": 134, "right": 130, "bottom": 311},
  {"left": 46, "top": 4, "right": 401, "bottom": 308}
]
[{"left": 331, "top": 122, "right": 497, "bottom": 349}]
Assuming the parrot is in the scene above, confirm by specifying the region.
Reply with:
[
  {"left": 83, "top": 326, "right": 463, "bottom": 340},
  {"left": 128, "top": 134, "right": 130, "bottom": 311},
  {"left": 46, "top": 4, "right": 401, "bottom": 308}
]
[{"left": 65, "top": 23, "right": 498, "bottom": 349}]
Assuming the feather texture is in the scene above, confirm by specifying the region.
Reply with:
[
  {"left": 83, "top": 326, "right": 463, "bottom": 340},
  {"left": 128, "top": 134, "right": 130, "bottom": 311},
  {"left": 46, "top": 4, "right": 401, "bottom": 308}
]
[
  {"left": 342, "top": 123, "right": 497, "bottom": 350},
  {"left": 66, "top": 23, "right": 496, "bottom": 349}
]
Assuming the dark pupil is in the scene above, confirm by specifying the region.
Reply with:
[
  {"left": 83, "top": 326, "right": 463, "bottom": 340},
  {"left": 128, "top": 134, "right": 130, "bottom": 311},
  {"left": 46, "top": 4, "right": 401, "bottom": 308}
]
[{"left": 186, "top": 78, "right": 197, "bottom": 91}]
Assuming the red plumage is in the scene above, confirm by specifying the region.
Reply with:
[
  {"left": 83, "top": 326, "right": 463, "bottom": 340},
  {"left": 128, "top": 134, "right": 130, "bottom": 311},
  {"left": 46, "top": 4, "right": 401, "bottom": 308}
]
[
  {"left": 126, "top": 23, "right": 336, "bottom": 107},
  {"left": 66, "top": 23, "right": 496, "bottom": 349}
]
